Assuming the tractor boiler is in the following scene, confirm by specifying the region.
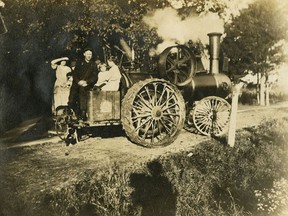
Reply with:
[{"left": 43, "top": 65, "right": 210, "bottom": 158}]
[{"left": 190, "top": 33, "right": 231, "bottom": 100}]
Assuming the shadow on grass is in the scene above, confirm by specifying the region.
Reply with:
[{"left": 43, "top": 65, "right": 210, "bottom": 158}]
[{"left": 130, "top": 160, "right": 177, "bottom": 216}]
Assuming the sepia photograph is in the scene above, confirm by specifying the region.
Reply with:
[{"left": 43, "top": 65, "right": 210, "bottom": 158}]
[{"left": 0, "top": 0, "right": 287, "bottom": 215}]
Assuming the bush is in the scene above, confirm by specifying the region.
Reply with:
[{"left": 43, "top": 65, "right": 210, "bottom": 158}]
[
  {"left": 239, "top": 84, "right": 288, "bottom": 105},
  {"left": 239, "top": 86, "right": 258, "bottom": 105}
]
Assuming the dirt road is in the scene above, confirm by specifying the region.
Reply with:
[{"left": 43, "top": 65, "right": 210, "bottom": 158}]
[{"left": 2, "top": 102, "right": 288, "bottom": 160}]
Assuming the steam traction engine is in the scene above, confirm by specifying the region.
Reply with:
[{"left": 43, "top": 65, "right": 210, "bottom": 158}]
[
  {"left": 158, "top": 33, "right": 231, "bottom": 136},
  {"left": 55, "top": 33, "right": 231, "bottom": 148}
]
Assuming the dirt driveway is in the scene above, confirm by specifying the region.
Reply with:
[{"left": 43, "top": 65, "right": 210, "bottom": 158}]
[{"left": 0, "top": 103, "right": 288, "bottom": 214}]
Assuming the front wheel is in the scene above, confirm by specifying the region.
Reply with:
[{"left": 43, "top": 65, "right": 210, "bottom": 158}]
[
  {"left": 121, "top": 78, "right": 186, "bottom": 147},
  {"left": 192, "top": 96, "right": 231, "bottom": 136}
]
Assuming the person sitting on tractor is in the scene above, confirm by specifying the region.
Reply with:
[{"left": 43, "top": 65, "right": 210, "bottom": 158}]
[
  {"left": 94, "top": 56, "right": 121, "bottom": 91},
  {"left": 68, "top": 48, "right": 99, "bottom": 120}
]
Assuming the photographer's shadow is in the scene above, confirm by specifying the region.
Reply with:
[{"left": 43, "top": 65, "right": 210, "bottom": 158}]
[{"left": 130, "top": 161, "right": 177, "bottom": 216}]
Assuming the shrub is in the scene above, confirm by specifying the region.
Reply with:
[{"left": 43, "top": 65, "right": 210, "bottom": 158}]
[
  {"left": 239, "top": 86, "right": 257, "bottom": 105},
  {"left": 239, "top": 84, "right": 288, "bottom": 105}
]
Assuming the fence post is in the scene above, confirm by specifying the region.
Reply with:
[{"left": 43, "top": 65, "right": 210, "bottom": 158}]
[{"left": 227, "top": 83, "right": 244, "bottom": 147}]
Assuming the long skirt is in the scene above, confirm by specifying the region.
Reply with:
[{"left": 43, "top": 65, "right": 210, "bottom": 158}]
[{"left": 52, "top": 86, "right": 70, "bottom": 113}]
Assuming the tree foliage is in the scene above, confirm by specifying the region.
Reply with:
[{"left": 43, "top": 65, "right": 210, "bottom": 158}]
[
  {"left": 221, "top": 0, "right": 287, "bottom": 77},
  {"left": 0, "top": 0, "right": 172, "bottom": 131},
  {"left": 0, "top": 0, "right": 231, "bottom": 62},
  {"left": 1, "top": 0, "right": 172, "bottom": 62}
]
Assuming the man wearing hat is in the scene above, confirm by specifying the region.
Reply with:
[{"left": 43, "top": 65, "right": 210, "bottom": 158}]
[{"left": 68, "top": 48, "right": 99, "bottom": 120}]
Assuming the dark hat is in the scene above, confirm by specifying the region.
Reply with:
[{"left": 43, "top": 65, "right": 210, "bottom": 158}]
[{"left": 83, "top": 47, "right": 93, "bottom": 52}]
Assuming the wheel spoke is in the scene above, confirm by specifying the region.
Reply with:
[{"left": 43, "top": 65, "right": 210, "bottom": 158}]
[
  {"left": 176, "top": 49, "right": 180, "bottom": 62},
  {"left": 162, "top": 115, "right": 177, "bottom": 128},
  {"left": 152, "top": 83, "right": 158, "bottom": 106},
  {"left": 135, "top": 116, "right": 153, "bottom": 132},
  {"left": 166, "top": 65, "right": 177, "bottom": 73},
  {"left": 133, "top": 100, "right": 151, "bottom": 112},
  {"left": 214, "top": 120, "right": 225, "bottom": 132},
  {"left": 141, "top": 118, "right": 154, "bottom": 139},
  {"left": 177, "top": 56, "right": 191, "bottom": 65},
  {"left": 160, "top": 92, "right": 175, "bottom": 108},
  {"left": 132, "top": 113, "right": 151, "bottom": 120},
  {"left": 162, "top": 102, "right": 178, "bottom": 112},
  {"left": 213, "top": 100, "right": 221, "bottom": 111},
  {"left": 195, "top": 115, "right": 210, "bottom": 124},
  {"left": 144, "top": 86, "right": 153, "bottom": 102},
  {"left": 166, "top": 56, "right": 176, "bottom": 66},
  {"left": 177, "top": 71, "right": 189, "bottom": 81},
  {"left": 156, "top": 85, "right": 167, "bottom": 106},
  {"left": 162, "top": 112, "right": 180, "bottom": 117},
  {"left": 159, "top": 119, "right": 172, "bottom": 134},
  {"left": 136, "top": 93, "right": 153, "bottom": 109},
  {"left": 133, "top": 102, "right": 151, "bottom": 115},
  {"left": 135, "top": 94, "right": 152, "bottom": 110},
  {"left": 195, "top": 103, "right": 211, "bottom": 113}
]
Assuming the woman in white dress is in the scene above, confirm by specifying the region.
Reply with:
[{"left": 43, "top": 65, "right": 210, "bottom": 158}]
[{"left": 51, "top": 57, "right": 72, "bottom": 112}]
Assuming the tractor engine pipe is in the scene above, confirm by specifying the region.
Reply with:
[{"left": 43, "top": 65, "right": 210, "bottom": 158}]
[
  {"left": 119, "top": 38, "right": 133, "bottom": 60},
  {"left": 208, "top": 32, "right": 222, "bottom": 74}
]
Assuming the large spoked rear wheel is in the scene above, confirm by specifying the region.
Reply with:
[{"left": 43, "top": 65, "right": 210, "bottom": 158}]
[
  {"left": 122, "top": 78, "right": 186, "bottom": 147},
  {"left": 192, "top": 96, "right": 231, "bottom": 137}
]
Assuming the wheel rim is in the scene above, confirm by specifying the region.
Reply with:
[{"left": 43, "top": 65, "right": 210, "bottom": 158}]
[
  {"left": 159, "top": 45, "right": 196, "bottom": 86},
  {"left": 124, "top": 79, "right": 185, "bottom": 147},
  {"left": 192, "top": 96, "right": 231, "bottom": 136}
]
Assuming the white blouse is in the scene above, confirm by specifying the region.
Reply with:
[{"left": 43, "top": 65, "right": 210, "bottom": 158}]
[{"left": 95, "top": 65, "right": 121, "bottom": 91}]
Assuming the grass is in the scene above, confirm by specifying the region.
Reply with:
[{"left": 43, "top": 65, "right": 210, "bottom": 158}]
[{"left": 32, "top": 117, "right": 288, "bottom": 216}]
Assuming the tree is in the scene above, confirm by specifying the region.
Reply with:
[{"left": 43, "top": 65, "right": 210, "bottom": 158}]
[
  {"left": 222, "top": 0, "right": 287, "bottom": 105},
  {"left": 0, "top": 0, "right": 170, "bottom": 132}
]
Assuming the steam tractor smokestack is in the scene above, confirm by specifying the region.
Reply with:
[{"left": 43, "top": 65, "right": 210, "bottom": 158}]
[{"left": 208, "top": 32, "right": 222, "bottom": 74}]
